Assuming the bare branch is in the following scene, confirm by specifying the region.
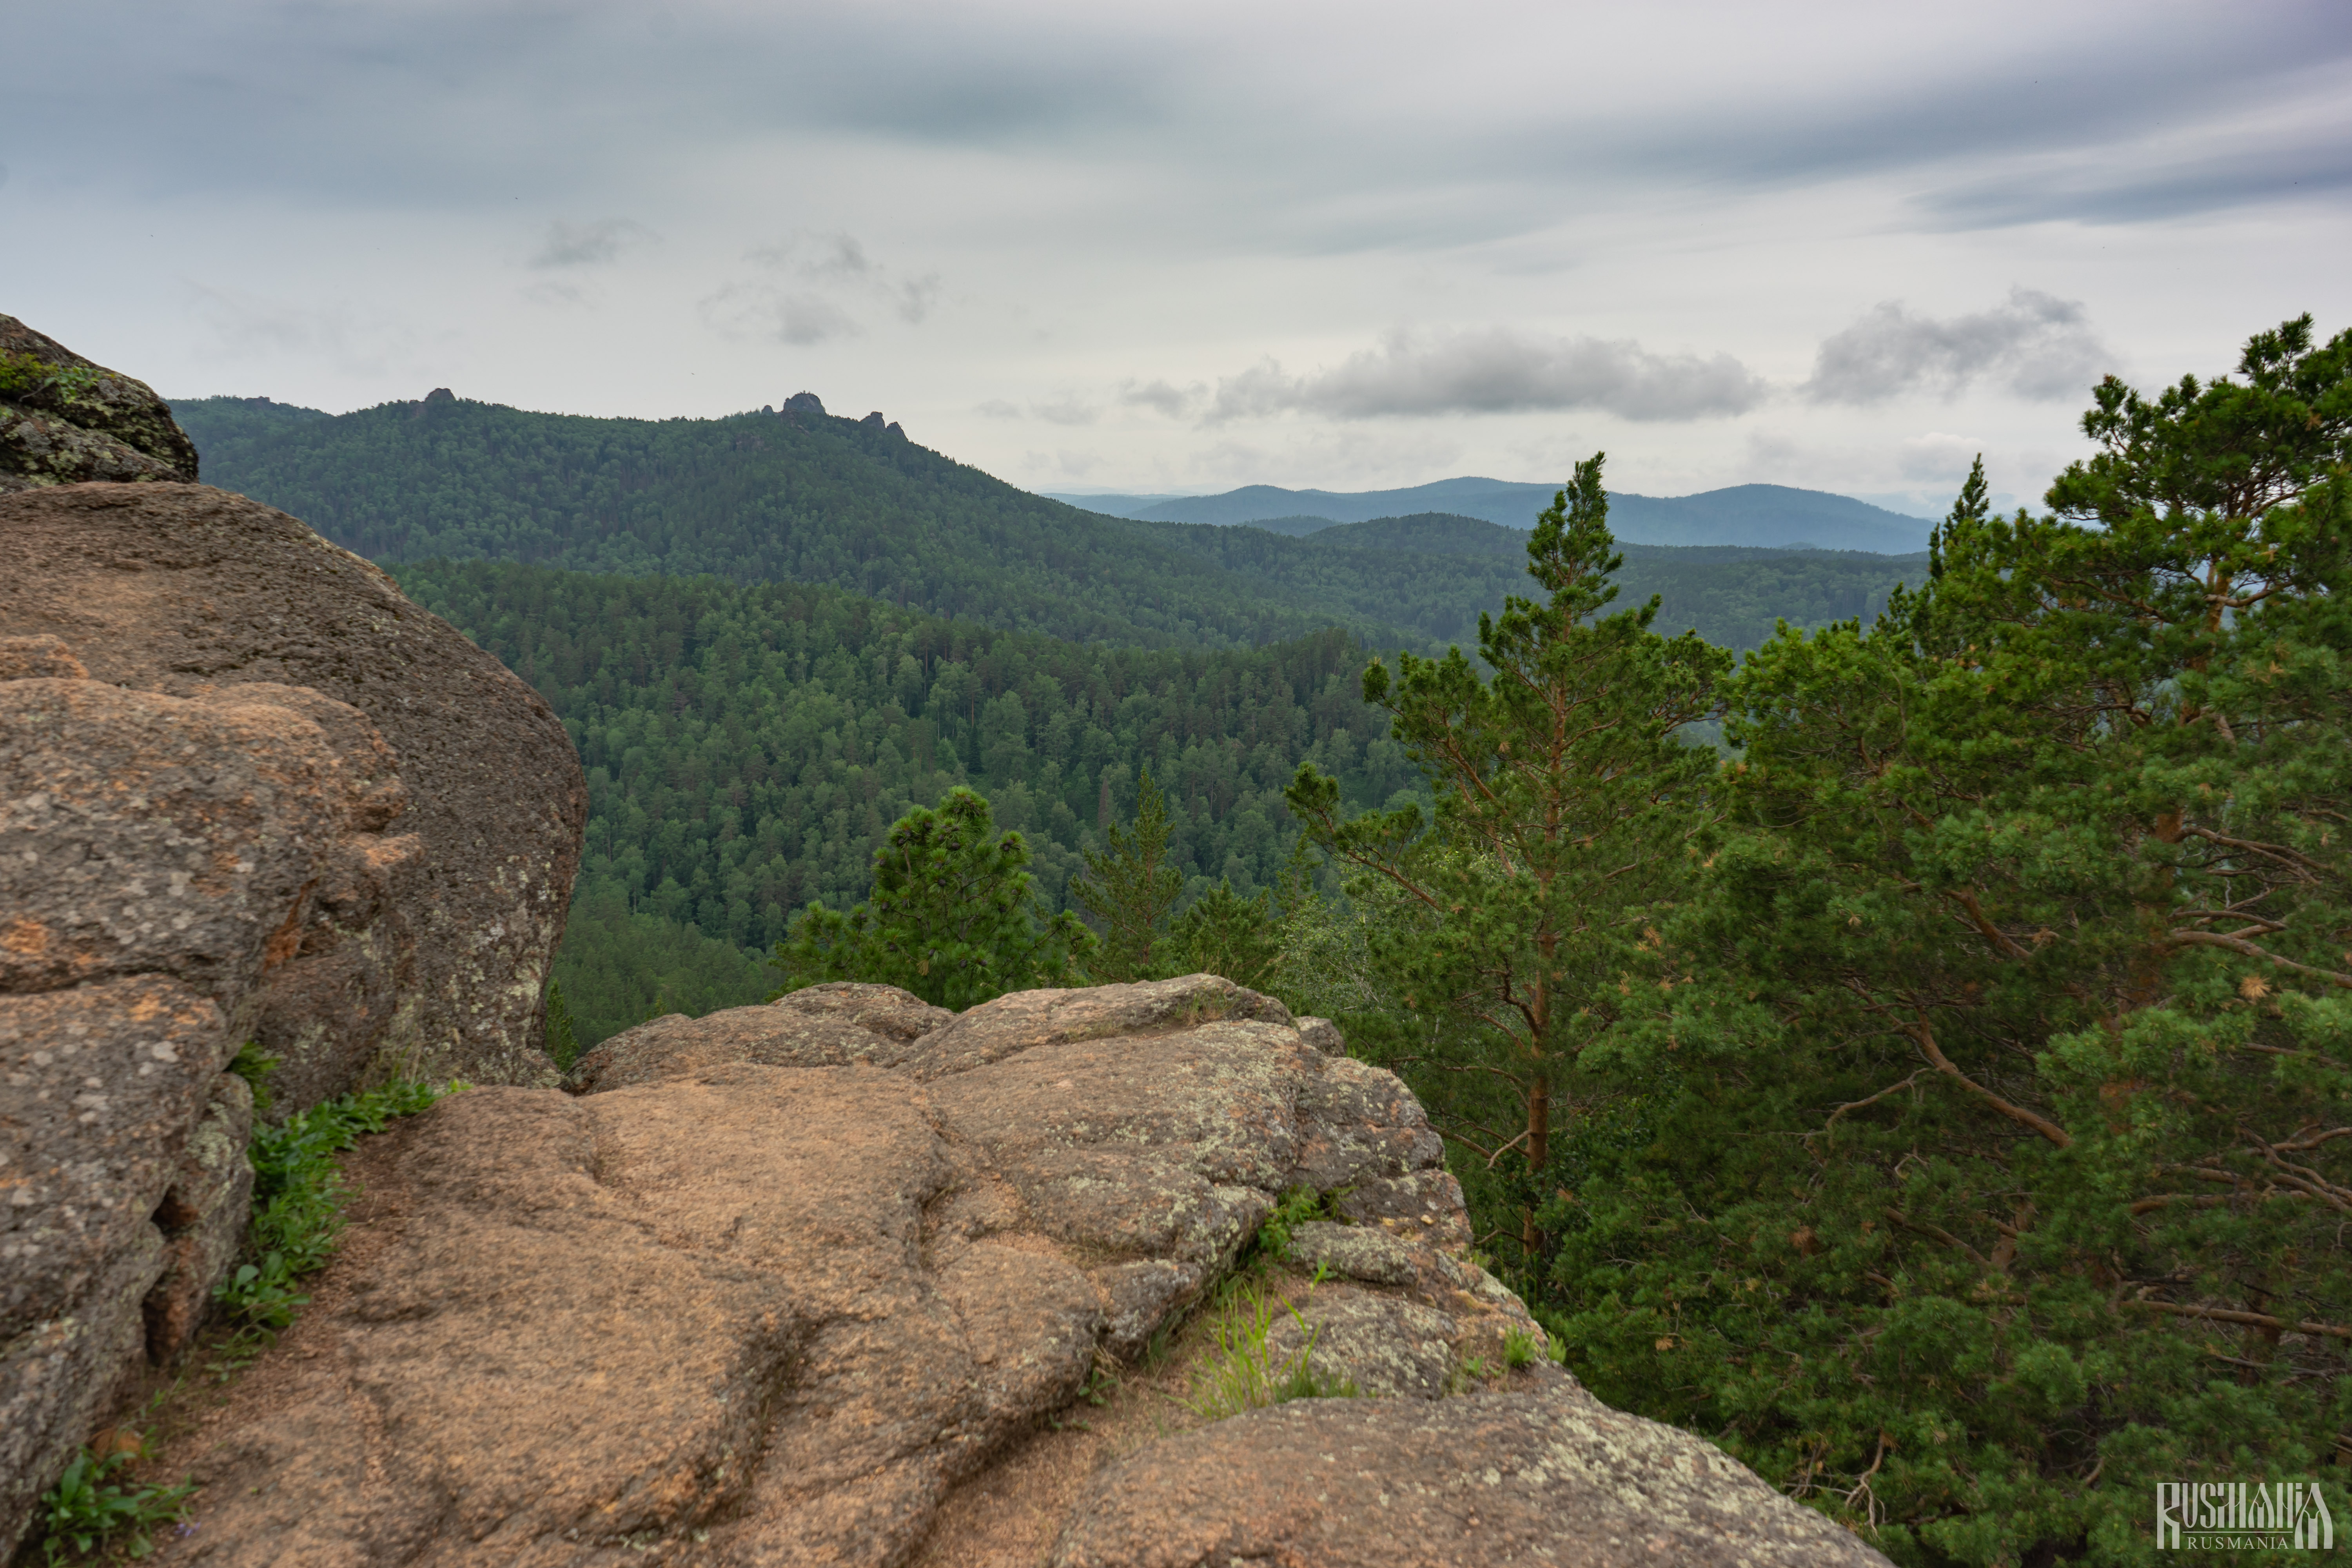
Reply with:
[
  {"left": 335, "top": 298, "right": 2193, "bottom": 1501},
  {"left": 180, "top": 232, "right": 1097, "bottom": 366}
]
[
  {"left": 2123, "top": 1301, "right": 2350, "bottom": 1340},
  {"left": 1913, "top": 1015, "right": 2074, "bottom": 1149},
  {"left": 1884, "top": 1207, "right": 1991, "bottom": 1268},
  {"left": 2169, "top": 931, "right": 2352, "bottom": 990},
  {"left": 1827, "top": 1070, "right": 1928, "bottom": 1126}
]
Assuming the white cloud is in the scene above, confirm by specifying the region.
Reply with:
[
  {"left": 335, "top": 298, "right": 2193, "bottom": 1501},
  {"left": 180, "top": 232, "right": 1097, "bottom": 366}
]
[
  {"left": 1205, "top": 328, "right": 1768, "bottom": 424},
  {"left": 1803, "top": 288, "right": 2113, "bottom": 405}
]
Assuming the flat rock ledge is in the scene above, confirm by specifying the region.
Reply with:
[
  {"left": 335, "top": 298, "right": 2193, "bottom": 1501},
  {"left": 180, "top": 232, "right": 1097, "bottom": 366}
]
[{"left": 130, "top": 978, "right": 1886, "bottom": 1568}]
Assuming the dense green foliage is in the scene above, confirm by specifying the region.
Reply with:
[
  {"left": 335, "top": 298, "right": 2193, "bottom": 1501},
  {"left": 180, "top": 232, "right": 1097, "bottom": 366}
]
[
  {"left": 1301, "top": 319, "right": 2352, "bottom": 1563},
  {"left": 771, "top": 787, "right": 1093, "bottom": 1008},
  {"left": 392, "top": 560, "right": 1426, "bottom": 1044}
]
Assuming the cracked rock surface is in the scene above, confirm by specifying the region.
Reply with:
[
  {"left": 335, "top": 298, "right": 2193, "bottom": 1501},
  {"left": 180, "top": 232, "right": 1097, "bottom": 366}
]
[
  {"left": 1053, "top": 1371, "right": 1892, "bottom": 1568},
  {"left": 135, "top": 979, "right": 1886, "bottom": 1568}
]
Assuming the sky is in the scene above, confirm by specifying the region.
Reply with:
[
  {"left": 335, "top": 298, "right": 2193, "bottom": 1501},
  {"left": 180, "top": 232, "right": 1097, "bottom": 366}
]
[{"left": 5, "top": 0, "right": 2348, "bottom": 516}]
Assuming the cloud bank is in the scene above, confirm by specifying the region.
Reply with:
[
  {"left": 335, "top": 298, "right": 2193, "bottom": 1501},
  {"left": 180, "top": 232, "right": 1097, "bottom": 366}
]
[
  {"left": 1803, "top": 288, "right": 2113, "bottom": 405},
  {"left": 1206, "top": 329, "right": 1768, "bottom": 424}
]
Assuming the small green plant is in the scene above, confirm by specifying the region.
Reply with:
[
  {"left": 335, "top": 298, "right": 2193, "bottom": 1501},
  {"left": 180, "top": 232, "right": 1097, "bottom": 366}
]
[
  {"left": 1447, "top": 1353, "right": 1498, "bottom": 1393},
  {"left": 544, "top": 979, "right": 583, "bottom": 1070},
  {"left": 0, "top": 348, "right": 104, "bottom": 404},
  {"left": 214, "top": 1079, "right": 458, "bottom": 1330},
  {"left": 1502, "top": 1326, "right": 1543, "bottom": 1369},
  {"left": 1181, "top": 1282, "right": 1359, "bottom": 1421},
  {"left": 226, "top": 1042, "right": 278, "bottom": 1115},
  {"left": 1252, "top": 1185, "right": 1345, "bottom": 1260},
  {"left": 34, "top": 1444, "right": 194, "bottom": 1565}
]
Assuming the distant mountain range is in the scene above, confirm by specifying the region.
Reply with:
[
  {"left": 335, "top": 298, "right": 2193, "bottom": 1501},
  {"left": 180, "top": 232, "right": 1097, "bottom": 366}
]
[{"left": 1050, "top": 478, "right": 1933, "bottom": 554}]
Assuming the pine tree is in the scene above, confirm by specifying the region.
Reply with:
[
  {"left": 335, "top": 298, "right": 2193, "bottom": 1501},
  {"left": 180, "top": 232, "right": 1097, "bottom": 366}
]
[
  {"left": 1287, "top": 453, "right": 1729, "bottom": 1263},
  {"left": 1552, "top": 316, "right": 2352, "bottom": 1561},
  {"left": 1069, "top": 766, "right": 1183, "bottom": 981},
  {"left": 770, "top": 787, "right": 1094, "bottom": 1010}
]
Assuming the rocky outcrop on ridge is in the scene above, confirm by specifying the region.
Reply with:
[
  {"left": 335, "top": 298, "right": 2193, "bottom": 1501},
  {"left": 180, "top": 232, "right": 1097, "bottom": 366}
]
[
  {"left": 135, "top": 979, "right": 1888, "bottom": 1567},
  {"left": 0, "top": 481, "right": 586, "bottom": 1093},
  {"left": 0, "top": 314, "right": 198, "bottom": 492}
]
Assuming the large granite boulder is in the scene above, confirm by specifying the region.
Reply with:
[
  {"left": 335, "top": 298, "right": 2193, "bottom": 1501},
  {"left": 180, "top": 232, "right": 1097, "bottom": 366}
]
[
  {"left": 127, "top": 982, "right": 1887, "bottom": 1568},
  {"left": 1, "top": 350, "right": 590, "bottom": 1559},
  {"left": 0, "top": 676, "right": 413, "bottom": 1556},
  {"left": 0, "top": 481, "right": 586, "bottom": 1091},
  {"left": 1, "top": 315, "right": 198, "bottom": 492}
]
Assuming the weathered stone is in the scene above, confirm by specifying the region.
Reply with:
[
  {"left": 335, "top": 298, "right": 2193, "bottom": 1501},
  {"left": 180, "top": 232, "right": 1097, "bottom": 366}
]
[
  {"left": 0, "top": 634, "right": 86, "bottom": 679},
  {"left": 1335, "top": 1167, "right": 1475, "bottom": 1252},
  {"left": 904, "top": 973, "right": 1292, "bottom": 1080},
  {"left": 140, "top": 1070, "right": 255, "bottom": 1364},
  {"left": 0, "top": 314, "right": 198, "bottom": 490},
  {"left": 1295, "top": 1015, "right": 1346, "bottom": 1054},
  {"left": 0, "top": 679, "right": 350, "bottom": 1004},
  {"left": 1286, "top": 1218, "right": 1544, "bottom": 1363},
  {"left": 1289, "top": 1218, "right": 1425, "bottom": 1286},
  {"left": 0, "top": 975, "right": 234, "bottom": 1547},
  {"left": 1262, "top": 1284, "right": 1459, "bottom": 1398},
  {"left": 566, "top": 982, "right": 952, "bottom": 1094},
  {"left": 1051, "top": 1379, "right": 1894, "bottom": 1567},
  {"left": 0, "top": 481, "right": 585, "bottom": 1089}
]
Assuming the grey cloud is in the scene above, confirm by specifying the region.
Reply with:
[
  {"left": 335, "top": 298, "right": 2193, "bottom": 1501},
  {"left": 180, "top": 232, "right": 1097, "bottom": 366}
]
[
  {"left": 185, "top": 282, "right": 420, "bottom": 377},
  {"left": 1803, "top": 289, "right": 2111, "bottom": 405},
  {"left": 530, "top": 218, "right": 653, "bottom": 268},
  {"left": 1120, "top": 379, "right": 1201, "bottom": 418},
  {"left": 1030, "top": 395, "right": 1101, "bottom": 427},
  {"left": 1919, "top": 140, "right": 2352, "bottom": 229},
  {"left": 699, "top": 283, "right": 860, "bottom": 347},
  {"left": 7, "top": 1, "right": 2348, "bottom": 255},
  {"left": 698, "top": 232, "right": 942, "bottom": 347},
  {"left": 743, "top": 233, "right": 942, "bottom": 324},
  {"left": 1208, "top": 329, "right": 1766, "bottom": 424},
  {"left": 973, "top": 399, "right": 1021, "bottom": 419}
]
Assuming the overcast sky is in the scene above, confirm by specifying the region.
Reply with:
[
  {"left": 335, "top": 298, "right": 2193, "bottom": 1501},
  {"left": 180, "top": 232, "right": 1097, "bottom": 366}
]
[{"left": 6, "top": 0, "right": 2348, "bottom": 514}]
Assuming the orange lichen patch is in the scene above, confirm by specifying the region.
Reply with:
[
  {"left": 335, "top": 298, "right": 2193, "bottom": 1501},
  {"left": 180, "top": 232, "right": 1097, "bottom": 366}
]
[
  {"left": 1, "top": 918, "right": 49, "bottom": 957},
  {"left": 364, "top": 834, "right": 424, "bottom": 871},
  {"left": 261, "top": 884, "right": 315, "bottom": 969}
]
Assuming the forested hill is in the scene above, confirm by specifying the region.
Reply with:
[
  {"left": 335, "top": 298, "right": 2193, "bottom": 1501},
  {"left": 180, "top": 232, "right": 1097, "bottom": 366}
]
[
  {"left": 1130, "top": 511, "right": 1930, "bottom": 651},
  {"left": 1056, "top": 477, "right": 1931, "bottom": 552},
  {"left": 174, "top": 393, "right": 1930, "bottom": 656},
  {"left": 392, "top": 559, "right": 1428, "bottom": 1043},
  {"left": 172, "top": 394, "right": 1368, "bottom": 650}
]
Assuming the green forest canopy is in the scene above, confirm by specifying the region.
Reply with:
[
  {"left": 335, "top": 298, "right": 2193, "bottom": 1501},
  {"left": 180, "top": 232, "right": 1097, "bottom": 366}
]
[{"left": 394, "top": 561, "right": 1429, "bottom": 1043}]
